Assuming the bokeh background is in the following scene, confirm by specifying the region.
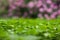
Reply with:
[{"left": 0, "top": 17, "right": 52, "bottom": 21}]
[
  {"left": 0, "top": 0, "right": 60, "bottom": 40},
  {"left": 0, "top": 0, "right": 60, "bottom": 19}
]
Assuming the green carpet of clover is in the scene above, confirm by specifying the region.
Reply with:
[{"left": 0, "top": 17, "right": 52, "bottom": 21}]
[{"left": 0, "top": 18, "right": 60, "bottom": 40}]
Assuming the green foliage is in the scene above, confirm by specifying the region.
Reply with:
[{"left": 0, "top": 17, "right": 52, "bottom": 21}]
[{"left": 0, "top": 18, "right": 60, "bottom": 40}]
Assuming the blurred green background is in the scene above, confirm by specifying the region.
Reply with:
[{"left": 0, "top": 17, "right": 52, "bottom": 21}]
[{"left": 0, "top": 0, "right": 60, "bottom": 40}]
